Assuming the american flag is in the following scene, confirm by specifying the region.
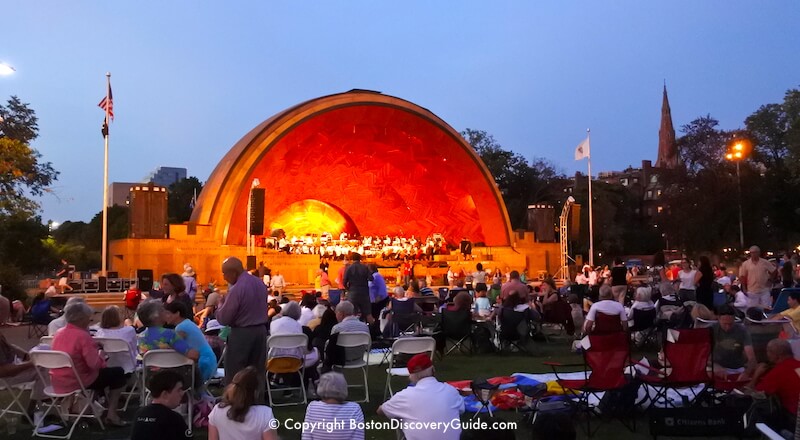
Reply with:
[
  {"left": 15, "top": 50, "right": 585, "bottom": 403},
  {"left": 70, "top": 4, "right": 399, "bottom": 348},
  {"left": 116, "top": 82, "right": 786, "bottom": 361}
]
[{"left": 98, "top": 85, "right": 114, "bottom": 121}]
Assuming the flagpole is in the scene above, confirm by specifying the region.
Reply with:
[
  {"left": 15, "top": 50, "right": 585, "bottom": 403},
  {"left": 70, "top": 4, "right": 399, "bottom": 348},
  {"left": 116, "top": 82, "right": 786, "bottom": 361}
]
[
  {"left": 586, "top": 128, "right": 594, "bottom": 267},
  {"left": 101, "top": 72, "right": 110, "bottom": 277}
]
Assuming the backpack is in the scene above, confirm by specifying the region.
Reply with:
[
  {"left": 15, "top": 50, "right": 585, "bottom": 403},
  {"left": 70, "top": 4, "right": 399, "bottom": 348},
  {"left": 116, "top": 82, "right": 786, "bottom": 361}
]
[{"left": 598, "top": 377, "right": 640, "bottom": 417}]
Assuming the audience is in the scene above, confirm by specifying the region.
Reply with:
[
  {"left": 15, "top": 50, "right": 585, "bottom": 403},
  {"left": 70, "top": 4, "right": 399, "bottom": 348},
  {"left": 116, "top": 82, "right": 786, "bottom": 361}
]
[
  {"left": 94, "top": 305, "right": 138, "bottom": 374},
  {"left": 750, "top": 339, "right": 800, "bottom": 429},
  {"left": 137, "top": 300, "right": 200, "bottom": 363},
  {"left": 204, "top": 319, "right": 227, "bottom": 361},
  {"left": 499, "top": 270, "right": 529, "bottom": 303},
  {"left": 164, "top": 301, "right": 218, "bottom": 383},
  {"left": 627, "top": 287, "right": 654, "bottom": 325},
  {"left": 30, "top": 292, "right": 56, "bottom": 327},
  {"left": 306, "top": 305, "right": 328, "bottom": 330},
  {"left": 130, "top": 370, "right": 192, "bottom": 440},
  {"left": 50, "top": 302, "right": 127, "bottom": 426},
  {"left": 331, "top": 301, "right": 370, "bottom": 335},
  {"left": 772, "top": 289, "right": 800, "bottom": 329},
  {"left": 302, "top": 372, "right": 365, "bottom": 439},
  {"left": 299, "top": 294, "right": 317, "bottom": 327},
  {"left": 48, "top": 296, "right": 87, "bottom": 336},
  {"left": 712, "top": 305, "right": 756, "bottom": 380},
  {"left": 378, "top": 354, "right": 464, "bottom": 440},
  {"left": 161, "top": 273, "right": 194, "bottom": 311},
  {"left": 473, "top": 285, "right": 492, "bottom": 317},
  {"left": 0, "top": 332, "right": 45, "bottom": 420},
  {"left": 209, "top": 366, "right": 278, "bottom": 440},
  {"left": 583, "top": 286, "right": 628, "bottom": 334}
]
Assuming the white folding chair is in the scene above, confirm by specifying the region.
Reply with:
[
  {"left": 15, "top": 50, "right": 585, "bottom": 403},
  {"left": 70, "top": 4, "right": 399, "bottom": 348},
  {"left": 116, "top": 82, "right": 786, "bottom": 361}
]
[
  {"left": 40, "top": 336, "right": 54, "bottom": 346},
  {"left": 384, "top": 336, "right": 436, "bottom": 399},
  {"left": 266, "top": 333, "right": 308, "bottom": 407},
  {"left": 30, "top": 350, "right": 105, "bottom": 439},
  {"left": 331, "top": 332, "right": 371, "bottom": 402},
  {"left": 694, "top": 317, "right": 717, "bottom": 328},
  {"left": 142, "top": 349, "right": 195, "bottom": 434},
  {"left": 93, "top": 337, "right": 138, "bottom": 411},
  {"left": 0, "top": 378, "right": 35, "bottom": 425}
]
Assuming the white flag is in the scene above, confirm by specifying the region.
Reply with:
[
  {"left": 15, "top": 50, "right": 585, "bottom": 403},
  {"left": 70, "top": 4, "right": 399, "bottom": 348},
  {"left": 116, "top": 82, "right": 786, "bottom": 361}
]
[{"left": 574, "top": 136, "right": 590, "bottom": 160}]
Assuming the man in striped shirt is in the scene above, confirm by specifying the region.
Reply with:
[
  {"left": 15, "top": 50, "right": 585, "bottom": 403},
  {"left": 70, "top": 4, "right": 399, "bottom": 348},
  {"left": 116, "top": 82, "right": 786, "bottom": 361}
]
[{"left": 331, "top": 301, "right": 370, "bottom": 335}]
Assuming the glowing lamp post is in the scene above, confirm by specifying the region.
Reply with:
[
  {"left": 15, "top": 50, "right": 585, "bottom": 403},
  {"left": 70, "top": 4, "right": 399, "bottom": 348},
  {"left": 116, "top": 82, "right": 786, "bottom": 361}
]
[{"left": 725, "top": 138, "right": 751, "bottom": 250}]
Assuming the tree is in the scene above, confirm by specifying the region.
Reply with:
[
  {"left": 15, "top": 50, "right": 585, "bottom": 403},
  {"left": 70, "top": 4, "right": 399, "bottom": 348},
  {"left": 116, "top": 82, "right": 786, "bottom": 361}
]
[
  {"left": 168, "top": 177, "right": 203, "bottom": 223},
  {"left": 0, "top": 96, "right": 39, "bottom": 144},
  {"left": 461, "top": 129, "right": 564, "bottom": 229},
  {"left": 0, "top": 96, "right": 58, "bottom": 218}
]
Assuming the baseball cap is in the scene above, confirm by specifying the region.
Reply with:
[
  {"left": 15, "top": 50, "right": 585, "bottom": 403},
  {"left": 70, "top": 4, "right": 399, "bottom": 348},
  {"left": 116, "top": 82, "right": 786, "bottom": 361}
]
[{"left": 406, "top": 354, "right": 433, "bottom": 374}]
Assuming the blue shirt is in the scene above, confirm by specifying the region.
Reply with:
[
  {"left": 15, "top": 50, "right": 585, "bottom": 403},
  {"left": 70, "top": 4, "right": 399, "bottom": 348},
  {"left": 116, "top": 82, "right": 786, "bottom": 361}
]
[
  {"left": 369, "top": 272, "right": 388, "bottom": 303},
  {"left": 183, "top": 276, "right": 198, "bottom": 302},
  {"left": 176, "top": 319, "right": 217, "bottom": 382}
]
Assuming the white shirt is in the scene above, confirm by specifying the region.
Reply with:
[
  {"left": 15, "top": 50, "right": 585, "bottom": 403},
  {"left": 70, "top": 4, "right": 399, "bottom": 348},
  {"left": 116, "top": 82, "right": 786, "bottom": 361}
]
[
  {"left": 270, "top": 275, "right": 285, "bottom": 288},
  {"left": 270, "top": 316, "right": 302, "bottom": 335},
  {"left": 678, "top": 269, "right": 697, "bottom": 290},
  {"left": 94, "top": 326, "right": 138, "bottom": 373},
  {"left": 48, "top": 316, "right": 67, "bottom": 336},
  {"left": 45, "top": 286, "right": 58, "bottom": 297},
  {"left": 379, "top": 377, "right": 464, "bottom": 440},
  {"left": 586, "top": 300, "right": 628, "bottom": 322},
  {"left": 209, "top": 404, "right": 276, "bottom": 440},
  {"left": 733, "top": 290, "right": 749, "bottom": 311},
  {"left": 298, "top": 307, "right": 315, "bottom": 327}
]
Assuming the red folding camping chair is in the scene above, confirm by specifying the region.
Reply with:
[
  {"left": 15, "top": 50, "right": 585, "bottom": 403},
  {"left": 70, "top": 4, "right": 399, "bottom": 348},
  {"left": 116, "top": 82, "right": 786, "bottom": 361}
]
[
  {"left": 590, "top": 312, "right": 624, "bottom": 335},
  {"left": 545, "top": 331, "right": 636, "bottom": 436},
  {"left": 638, "top": 327, "right": 712, "bottom": 408}
]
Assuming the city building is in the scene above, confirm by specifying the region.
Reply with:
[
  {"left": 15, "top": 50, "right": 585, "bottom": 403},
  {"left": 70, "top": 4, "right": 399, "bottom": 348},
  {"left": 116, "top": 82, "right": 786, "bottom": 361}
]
[
  {"left": 108, "top": 182, "right": 139, "bottom": 207},
  {"left": 146, "top": 166, "right": 187, "bottom": 188}
]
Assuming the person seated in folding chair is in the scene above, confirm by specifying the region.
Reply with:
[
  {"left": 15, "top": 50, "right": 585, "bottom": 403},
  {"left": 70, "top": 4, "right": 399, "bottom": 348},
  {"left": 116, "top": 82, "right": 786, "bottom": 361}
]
[
  {"left": 130, "top": 370, "right": 191, "bottom": 440},
  {"left": 164, "top": 302, "right": 218, "bottom": 385},
  {"left": 537, "top": 278, "right": 572, "bottom": 335},
  {"left": 268, "top": 302, "right": 319, "bottom": 390},
  {"left": 712, "top": 305, "right": 756, "bottom": 381},
  {"left": 583, "top": 286, "right": 628, "bottom": 335},
  {"left": 0, "top": 332, "right": 47, "bottom": 423},
  {"left": 30, "top": 292, "right": 57, "bottom": 325},
  {"left": 48, "top": 296, "right": 87, "bottom": 336},
  {"left": 746, "top": 339, "right": 800, "bottom": 432},
  {"left": 209, "top": 367, "right": 278, "bottom": 440},
  {"left": 50, "top": 302, "right": 128, "bottom": 427},
  {"left": 302, "top": 372, "right": 365, "bottom": 439},
  {"left": 321, "top": 301, "right": 371, "bottom": 373},
  {"left": 137, "top": 300, "right": 201, "bottom": 391},
  {"left": 377, "top": 354, "right": 464, "bottom": 440},
  {"left": 771, "top": 289, "right": 800, "bottom": 329}
]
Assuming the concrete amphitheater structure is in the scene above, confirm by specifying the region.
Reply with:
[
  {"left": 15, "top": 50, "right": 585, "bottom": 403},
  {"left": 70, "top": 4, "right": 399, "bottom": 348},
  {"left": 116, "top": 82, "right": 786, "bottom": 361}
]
[{"left": 110, "top": 90, "right": 557, "bottom": 285}]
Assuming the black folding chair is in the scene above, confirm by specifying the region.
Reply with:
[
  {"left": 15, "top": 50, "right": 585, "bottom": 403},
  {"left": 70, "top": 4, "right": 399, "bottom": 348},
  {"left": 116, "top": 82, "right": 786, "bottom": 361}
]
[
  {"left": 441, "top": 309, "right": 473, "bottom": 356},
  {"left": 388, "top": 298, "right": 420, "bottom": 337},
  {"left": 498, "top": 308, "right": 531, "bottom": 353},
  {"left": 629, "top": 307, "right": 658, "bottom": 348}
]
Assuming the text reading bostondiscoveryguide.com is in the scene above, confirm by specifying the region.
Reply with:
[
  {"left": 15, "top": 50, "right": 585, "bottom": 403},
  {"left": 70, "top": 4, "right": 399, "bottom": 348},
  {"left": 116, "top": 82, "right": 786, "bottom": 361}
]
[{"left": 274, "top": 418, "right": 517, "bottom": 433}]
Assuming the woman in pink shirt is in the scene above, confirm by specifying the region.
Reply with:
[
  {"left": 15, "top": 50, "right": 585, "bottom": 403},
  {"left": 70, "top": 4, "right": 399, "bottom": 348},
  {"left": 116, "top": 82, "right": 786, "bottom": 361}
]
[{"left": 51, "top": 302, "right": 128, "bottom": 426}]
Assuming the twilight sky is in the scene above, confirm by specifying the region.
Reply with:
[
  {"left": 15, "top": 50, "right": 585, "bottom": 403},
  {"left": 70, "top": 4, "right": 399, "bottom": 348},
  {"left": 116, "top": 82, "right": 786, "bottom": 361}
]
[{"left": 2, "top": 1, "right": 799, "bottom": 223}]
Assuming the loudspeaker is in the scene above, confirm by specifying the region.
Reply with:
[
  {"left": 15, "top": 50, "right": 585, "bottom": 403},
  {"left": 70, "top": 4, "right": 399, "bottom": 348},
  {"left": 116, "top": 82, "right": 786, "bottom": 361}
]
[
  {"left": 137, "top": 269, "right": 154, "bottom": 291},
  {"left": 130, "top": 183, "right": 168, "bottom": 239},
  {"left": 569, "top": 204, "right": 582, "bottom": 240},
  {"left": 246, "top": 255, "right": 257, "bottom": 271},
  {"left": 249, "top": 188, "right": 265, "bottom": 236},
  {"left": 98, "top": 277, "right": 107, "bottom": 292},
  {"left": 527, "top": 205, "right": 555, "bottom": 242},
  {"left": 107, "top": 271, "right": 119, "bottom": 278}
]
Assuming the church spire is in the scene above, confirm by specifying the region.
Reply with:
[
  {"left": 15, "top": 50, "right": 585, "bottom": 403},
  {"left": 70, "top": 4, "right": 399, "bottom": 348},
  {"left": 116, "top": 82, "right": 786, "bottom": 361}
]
[{"left": 656, "top": 83, "right": 678, "bottom": 169}]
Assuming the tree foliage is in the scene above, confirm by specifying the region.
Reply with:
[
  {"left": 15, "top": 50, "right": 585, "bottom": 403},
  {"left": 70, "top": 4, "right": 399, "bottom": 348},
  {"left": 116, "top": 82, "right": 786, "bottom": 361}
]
[
  {"left": 0, "top": 96, "right": 58, "bottom": 218},
  {"left": 168, "top": 177, "right": 203, "bottom": 223},
  {"left": 461, "top": 129, "right": 563, "bottom": 229}
]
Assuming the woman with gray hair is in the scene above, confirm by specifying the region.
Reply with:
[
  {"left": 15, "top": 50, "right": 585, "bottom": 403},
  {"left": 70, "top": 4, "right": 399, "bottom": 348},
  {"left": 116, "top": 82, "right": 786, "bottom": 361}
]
[
  {"left": 301, "top": 372, "right": 364, "bottom": 440},
  {"left": 50, "top": 302, "right": 129, "bottom": 426},
  {"left": 136, "top": 300, "right": 199, "bottom": 361}
]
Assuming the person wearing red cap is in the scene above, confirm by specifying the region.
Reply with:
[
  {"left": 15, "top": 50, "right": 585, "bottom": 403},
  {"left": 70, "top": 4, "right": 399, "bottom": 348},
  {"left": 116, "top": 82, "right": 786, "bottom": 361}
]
[{"left": 377, "top": 353, "right": 464, "bottom": 440}]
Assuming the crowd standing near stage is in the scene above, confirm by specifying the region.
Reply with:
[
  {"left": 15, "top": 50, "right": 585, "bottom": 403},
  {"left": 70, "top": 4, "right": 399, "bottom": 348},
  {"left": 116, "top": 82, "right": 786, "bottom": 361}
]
[{"left": 4, "top": 244, "right": 800, "bottom": 438}]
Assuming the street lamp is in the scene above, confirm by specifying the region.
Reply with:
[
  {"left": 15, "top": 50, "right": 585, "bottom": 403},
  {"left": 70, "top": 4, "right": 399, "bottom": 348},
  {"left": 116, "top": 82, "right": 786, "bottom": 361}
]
[
  {"left": 725, "top": 137, "right": 752, "bottom": 250},
  {"left": 0, "top": 62, "right": 15, "bottom": 76}
]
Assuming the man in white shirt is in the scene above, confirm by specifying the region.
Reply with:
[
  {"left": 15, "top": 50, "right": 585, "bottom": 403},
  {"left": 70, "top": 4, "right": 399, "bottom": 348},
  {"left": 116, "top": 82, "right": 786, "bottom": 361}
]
[
  {"left": 378, "top": 354, "right": 464, "bottom": 440},
  {"left": 583, "top": 286, "right": 628, "bottom": 334},
  {"left": 739, "top": 245, "right": 777, "bottom": 308},
  {"left": 270, "top": 271, "right": 286, "bottom": 295}
]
